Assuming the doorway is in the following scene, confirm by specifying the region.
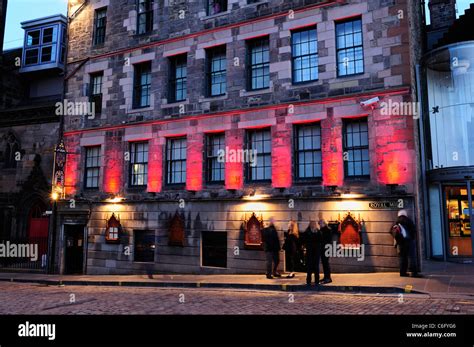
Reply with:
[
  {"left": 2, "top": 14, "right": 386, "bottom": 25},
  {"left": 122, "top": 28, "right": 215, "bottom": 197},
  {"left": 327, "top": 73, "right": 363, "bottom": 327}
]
[
  {"left": 64, "top": 225, "right": 85, "bottom": 274},
  {"left": 444, "top": 184, "right": 473, "bottom": 257}
]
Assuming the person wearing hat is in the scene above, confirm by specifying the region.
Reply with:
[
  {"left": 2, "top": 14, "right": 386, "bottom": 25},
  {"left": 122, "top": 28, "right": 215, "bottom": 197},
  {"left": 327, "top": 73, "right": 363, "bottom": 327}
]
[{"left": 391, "top": 210, "right": 422, "bottom": 277}]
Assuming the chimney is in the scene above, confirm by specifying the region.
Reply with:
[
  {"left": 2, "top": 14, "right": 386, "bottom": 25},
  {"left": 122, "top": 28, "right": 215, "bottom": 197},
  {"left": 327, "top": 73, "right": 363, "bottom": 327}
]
[
  {"left": 0, "top": 0, "right": 7, "bottom": 55},
  {"left": 429, "top": 0, "right": 457, "bottom": 30}
]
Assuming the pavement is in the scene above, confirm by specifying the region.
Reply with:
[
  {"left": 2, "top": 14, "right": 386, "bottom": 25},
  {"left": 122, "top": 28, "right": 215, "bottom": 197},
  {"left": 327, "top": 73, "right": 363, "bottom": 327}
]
[{"left": 1, "top": 260, "right": 473, "bottom": 297}]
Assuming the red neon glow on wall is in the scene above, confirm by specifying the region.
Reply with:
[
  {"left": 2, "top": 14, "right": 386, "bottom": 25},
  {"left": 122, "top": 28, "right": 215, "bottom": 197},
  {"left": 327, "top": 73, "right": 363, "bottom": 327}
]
[
  {"left": 272, "top": 128, "right": 292, "bottom": 188},
  {"left": 186, "top": 133, "right": 204, "bottom": 191},
  {"left": 64, "top": 135, "right": 80, "bottom": 196},
  {"left": 321, "top": 117, "right": 344, "bottom": 186},
  {"left": 225, "top": 129, "right": 244, "bottom": 190},
  {"left": 147, "top": 138, "right": 162, "bottom": 193},
  {"left": 104, "top": 135, "right": 123, "bottom": 194}
]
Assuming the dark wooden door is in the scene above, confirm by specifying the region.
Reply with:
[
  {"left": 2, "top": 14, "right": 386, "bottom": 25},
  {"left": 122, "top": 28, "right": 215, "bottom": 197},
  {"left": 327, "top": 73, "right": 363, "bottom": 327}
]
[{"left": 64, "top": 225, "right": 84, "bottom": 274}]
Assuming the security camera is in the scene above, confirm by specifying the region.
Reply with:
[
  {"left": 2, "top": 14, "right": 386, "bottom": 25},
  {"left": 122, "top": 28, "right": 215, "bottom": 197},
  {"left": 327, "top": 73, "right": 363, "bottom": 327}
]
[{"left": 360, "top": 97, "right": 380, "bottom": 110}]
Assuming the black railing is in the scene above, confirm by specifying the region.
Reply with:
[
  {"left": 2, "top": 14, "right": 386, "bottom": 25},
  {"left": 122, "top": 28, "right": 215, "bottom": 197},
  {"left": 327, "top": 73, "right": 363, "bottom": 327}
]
[{"left": 0, "top": 237, "right": 49, "bottom": 272}]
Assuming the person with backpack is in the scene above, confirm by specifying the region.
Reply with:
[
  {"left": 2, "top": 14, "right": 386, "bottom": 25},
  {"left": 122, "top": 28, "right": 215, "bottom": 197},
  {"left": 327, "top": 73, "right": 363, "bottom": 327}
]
[{"left": 390, "top": 210, "right": 422, "bottom": 277}]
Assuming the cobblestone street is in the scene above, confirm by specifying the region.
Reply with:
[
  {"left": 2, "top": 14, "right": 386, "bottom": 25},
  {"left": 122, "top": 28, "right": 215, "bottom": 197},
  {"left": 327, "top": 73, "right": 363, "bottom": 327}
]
[{"left": 1, "top": 282, "right": 474, "bottom": 315}]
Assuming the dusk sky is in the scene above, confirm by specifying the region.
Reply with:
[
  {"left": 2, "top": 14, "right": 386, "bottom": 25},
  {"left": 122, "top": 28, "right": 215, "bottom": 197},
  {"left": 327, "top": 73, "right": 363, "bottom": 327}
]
[{"left": 2, "top": 0, "right": 473, "bottom": 50}]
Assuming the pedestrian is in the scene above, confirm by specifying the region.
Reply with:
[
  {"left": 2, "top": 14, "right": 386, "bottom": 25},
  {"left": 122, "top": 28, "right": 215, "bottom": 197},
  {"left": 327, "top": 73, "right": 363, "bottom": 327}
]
[
  {"left": 283, "top": 219, "right": 299, "bottom": 278},
  {"left": 390, "top": 210, "right": 422, "bottom": 278},
  {"left": 262, "top": 217, "right": 281, "bottom": 279},
  {"left": 318, "top": 219, "right": 332, "bottom": 284},
  {"left": 302, "top": 220, "right": 322, "bottom": 286}
]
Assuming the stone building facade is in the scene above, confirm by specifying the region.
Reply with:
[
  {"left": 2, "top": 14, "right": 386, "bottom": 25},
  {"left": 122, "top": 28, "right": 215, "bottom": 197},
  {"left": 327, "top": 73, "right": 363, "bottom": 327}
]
[
  {"left": 0, "top": 6, "right": 64, "bottom": 271},
  {"left": 57, "top": 0, "right": 423, "bottom": 275}
]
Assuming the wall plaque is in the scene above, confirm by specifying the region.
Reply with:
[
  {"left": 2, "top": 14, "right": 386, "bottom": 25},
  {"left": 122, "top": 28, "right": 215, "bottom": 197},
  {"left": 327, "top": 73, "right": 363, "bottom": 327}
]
[
  {"left": 369, "top": 200, "right": 403, "bottom": 209},
  {"left": 244, "top": 213, "right": 264, "bottom": 250},
  {"left": 339, "top": 212, "right": 362, "bottom": 247}
]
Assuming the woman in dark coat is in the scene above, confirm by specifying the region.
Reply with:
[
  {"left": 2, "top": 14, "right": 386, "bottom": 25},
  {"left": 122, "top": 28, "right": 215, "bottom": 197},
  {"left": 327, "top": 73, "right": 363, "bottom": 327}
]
[
  {"left": 284, "top": 220, "right": 299, "bottom": 278},
  {"left": 318, "top": 219, "right": 333, "bottom": 284},
  {"left": 302, "top": 220, "right": 322, "bottom": 286}
]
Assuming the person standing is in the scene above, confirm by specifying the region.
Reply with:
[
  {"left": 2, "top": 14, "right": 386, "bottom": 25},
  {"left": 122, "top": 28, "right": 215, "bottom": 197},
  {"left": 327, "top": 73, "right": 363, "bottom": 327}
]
[
  {"left": 262, "top": 217, "right": 281, "bottom": 279},
  {"left": 302, "top": 220, "right": 322, "bottom": 286},
  {"left": 283, "top": 219, "right": 299, "bottom": 278},
  {"left": 318, "top": 219, "right": 332, "bottom": 284},
  {"left": 391, "top": 210, "right": 421, "bottom": 277}
]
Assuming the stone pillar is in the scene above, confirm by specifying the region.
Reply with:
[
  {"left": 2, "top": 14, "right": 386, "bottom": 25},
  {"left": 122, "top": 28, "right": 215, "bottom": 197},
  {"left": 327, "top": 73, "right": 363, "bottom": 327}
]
[
  {"left": 321, "top": 108, "right": 344, "bottom": 187},
  {"left": 64, "top": 134, "right": 81, "bottom": 197},
  {"left": 271, "top": 112, "right": 292, "bottom": 188},
  {"left": 147, "top": 131, "right": 163, "bottom": 193},
  {"left": 225, "top": 128, "right": 244, "bottom": 190},
  {"left": 103, "top": 130, "right": 124, "bottom": 195},
  {"left": 186, "top": 132, "right": 204, "bottom": 191}
]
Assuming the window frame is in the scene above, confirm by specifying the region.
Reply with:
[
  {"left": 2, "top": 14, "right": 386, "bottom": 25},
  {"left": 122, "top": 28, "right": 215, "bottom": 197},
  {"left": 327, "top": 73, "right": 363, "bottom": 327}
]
[
  {"left": 137, "top": 0, "right": 154, "bottom": 35},
  {"left": 335, "top": 17, "right": 364, "bottom": 77},
  {"left": 165, "top": 137, "right": 187, "bottom": 186},
  {"left": 84, "top": 146, "right": 101, "bottom": 189},
  {"left": 291, "top": 26, "right": 319, "bottom": 84},
  {"left": 294, "top": 123, "right": 323, "bottom": 181},
  {"left": 89, "top": 72, "right": 103, "bottom": 115},
  {"left": 129, "top": 141, "right": 149, "bottom": 188},
  {"left": 206, "top": 45, "right": 227, "bottom": 97},
  {"left": 205, "top": 133, "right": 225, "bottom": 184},
  {"left": 169, "top": 54, "right": 187, "bottom": 103},
  {"left": 93, "top": 7, "right": 107, "bottom": 46},
  {"left": 342, "top": 117, "right": 370, "bottom": 179},
  {"left": 133, "top": 61, "right": 152, "bottom": 109},
  {"left": 246, "top": 36, "right": 270, "bottom": 91},
  {"left": 245, "top": 128, "right": 272, "bottom": 183},
  {"left": 24, "top": 25, "right": 59, "bottom": 66},
  {"left": 207, "top": 0, "right": 228, "bottom": 16}
]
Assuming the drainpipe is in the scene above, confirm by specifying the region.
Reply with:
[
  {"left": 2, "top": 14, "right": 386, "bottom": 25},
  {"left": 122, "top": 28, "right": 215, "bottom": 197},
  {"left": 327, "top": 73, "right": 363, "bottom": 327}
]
[{"left": 415, "top": 63, "right": 432, "bottom": 267}]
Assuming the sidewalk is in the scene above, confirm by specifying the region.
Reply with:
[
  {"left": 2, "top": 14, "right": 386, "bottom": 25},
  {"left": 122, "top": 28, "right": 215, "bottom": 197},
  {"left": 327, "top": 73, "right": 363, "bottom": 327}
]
[{"left": 1, "top": 261, "right": 473, "bottom": 296}]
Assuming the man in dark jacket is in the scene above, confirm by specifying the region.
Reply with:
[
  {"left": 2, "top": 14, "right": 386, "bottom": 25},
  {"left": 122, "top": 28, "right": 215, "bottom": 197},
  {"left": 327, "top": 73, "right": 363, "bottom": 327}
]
[
  {"left": 302, "top": 220, "right": 322, "bottom": 286},
  {"left": 393, "top": 210, "right": 421, "bottom": 277},
  {"left": 318, "top": 219, "right": 332, "bottom": 284},
  {"left": 262, "top": 217, "right": 281, "bottom": 279}
]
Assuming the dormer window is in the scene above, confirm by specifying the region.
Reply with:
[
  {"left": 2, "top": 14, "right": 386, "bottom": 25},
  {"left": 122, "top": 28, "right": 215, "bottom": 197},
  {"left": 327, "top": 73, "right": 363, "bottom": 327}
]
[{"left": 20, "top": 15, "right": 67, "bottom": 73}]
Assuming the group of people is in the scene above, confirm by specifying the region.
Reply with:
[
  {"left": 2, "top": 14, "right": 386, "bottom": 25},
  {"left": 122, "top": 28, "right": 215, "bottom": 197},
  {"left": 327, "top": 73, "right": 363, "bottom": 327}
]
[
  {"left": 262, "top": 217, "right": 332, "bottom": 286},
  {"left": 262, "top": 210, "right": 421, "bottom": 284}
]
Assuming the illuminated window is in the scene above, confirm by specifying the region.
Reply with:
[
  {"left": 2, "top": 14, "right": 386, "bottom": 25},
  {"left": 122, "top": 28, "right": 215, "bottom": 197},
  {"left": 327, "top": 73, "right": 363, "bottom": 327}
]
[
  {"left": 169, "top": 54, "right": 187, "bottom": 102},
  {"left": 166, "top": 137, "right": 187, "bottom": 185},
  {"left": 84, "top": 146, "right": 101, "bottom": 189},
  {"left": 292, "top": 26, "right": 318, "bottom": 83},
  {"left": 336, "top": 17, "right": 364, "bottom": 76},
  {"left": 90, "top": 72, "right": 103, "bottom": 114},
  {"left": 137, "top": 0, "right": 154, "bottom": 35},
  {"left": 206, "top": 133, "right": 225, "bottom": 183},
  {"left": 133, "top": 62, "right": 152, "bottom": 108},
  {"left": 246, "top": 128, "right": 271, "bottom": 181},
  {"left": 206, "top": 46, "right": 226, "bottom": 97},
  {"left": 93, "top": 8, "right": 107, "bottom": 46},
  {"left": 130, "top": 141, "right": 149, "bottom": 187},
  {"left": 343, "top": 118, "right": 369, "bottom": 178},
  {"left": 295, "top": 123, "right": 322, "bottom": 179},
  {"left": 247, "top": 37, "right": 270, "bottom": 90}
]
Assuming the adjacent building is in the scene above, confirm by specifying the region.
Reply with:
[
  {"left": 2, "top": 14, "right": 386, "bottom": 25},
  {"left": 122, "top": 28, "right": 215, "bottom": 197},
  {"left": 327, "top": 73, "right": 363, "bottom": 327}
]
[
  {"left": 0, "top": 0, "right": 65, "bottom": 271},
  {"left": 421, "top": 0, "right": 474, "bottom": 261},
  {"left": 55, "top": 0, "right": 423, "bottom": 275}
]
